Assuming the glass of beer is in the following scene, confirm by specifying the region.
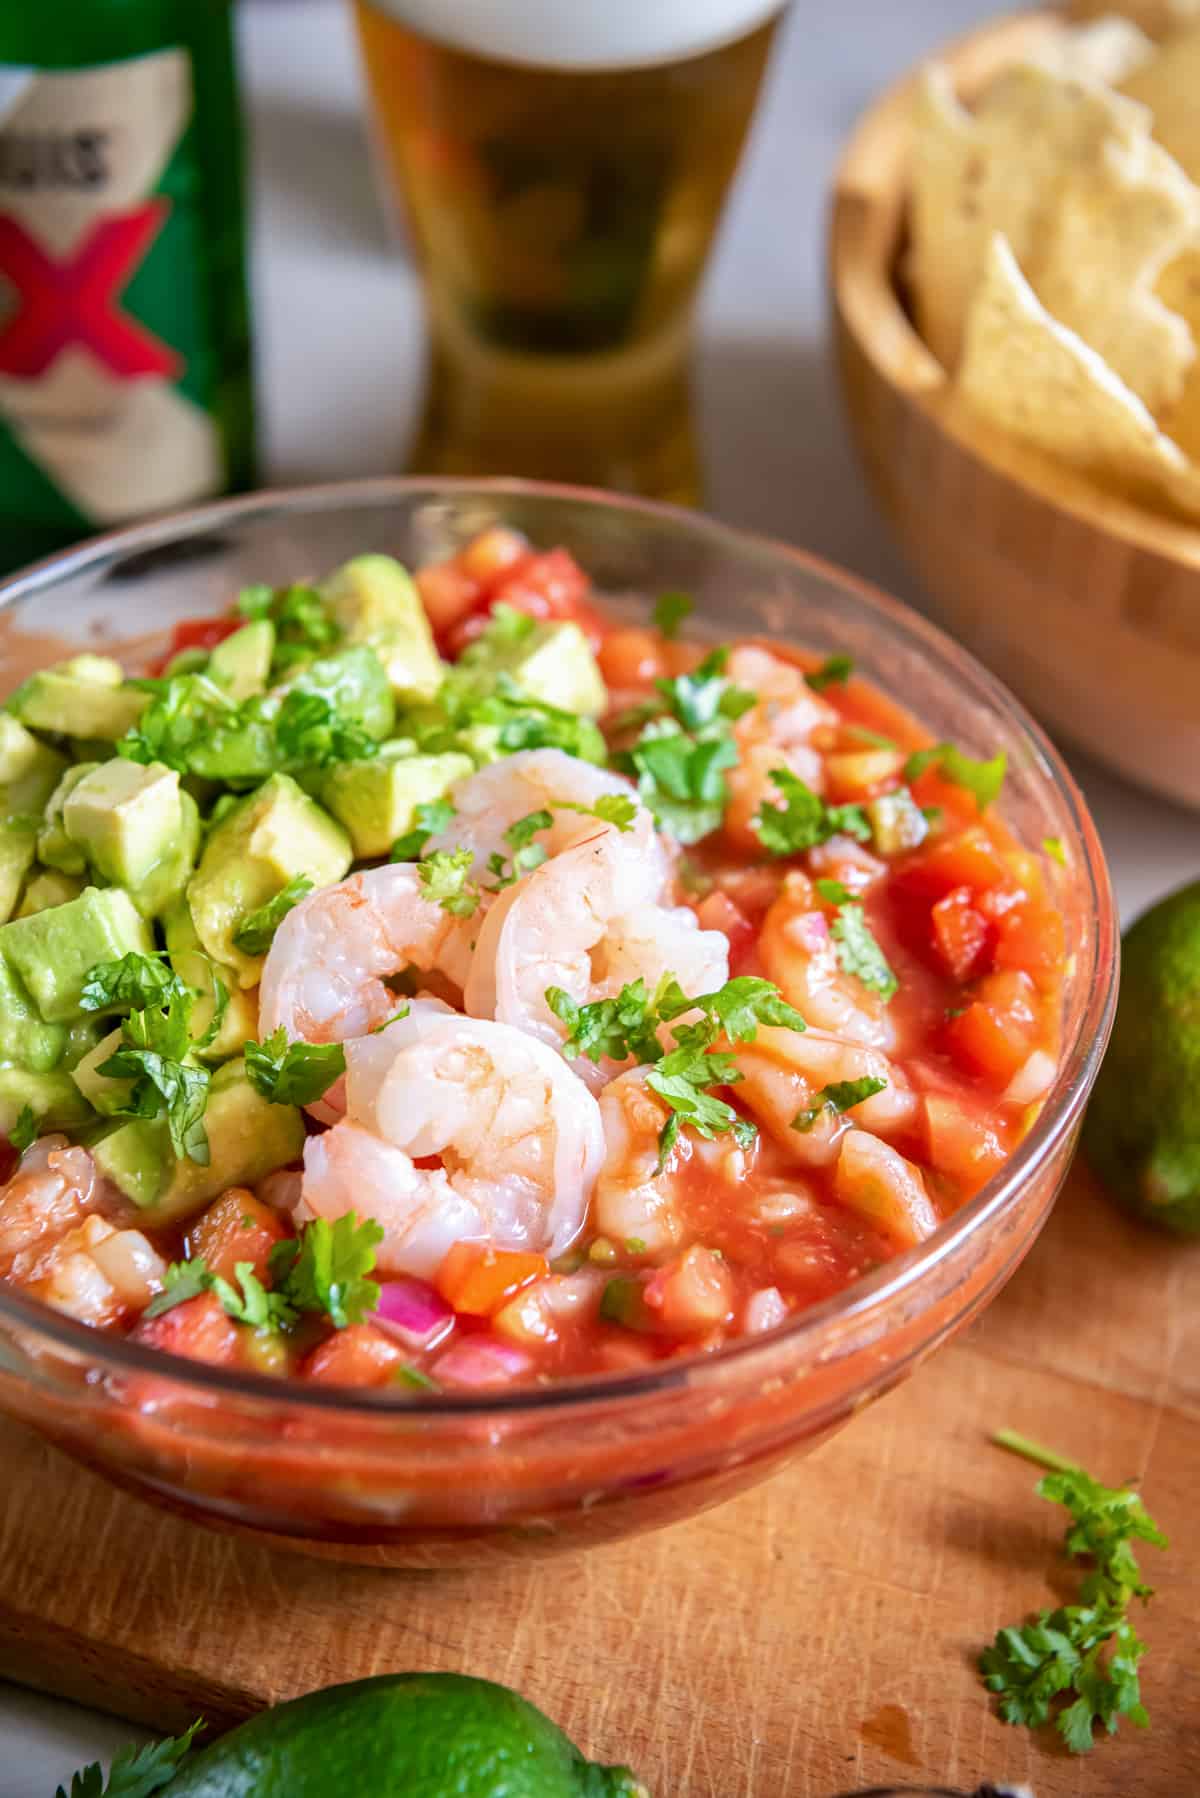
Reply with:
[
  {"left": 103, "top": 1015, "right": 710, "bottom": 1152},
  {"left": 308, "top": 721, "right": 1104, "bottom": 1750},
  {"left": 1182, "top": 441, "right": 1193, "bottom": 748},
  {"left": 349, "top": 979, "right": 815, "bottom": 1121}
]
[{"left": 352, "top": 0, "right": 786, "bottom": 504}]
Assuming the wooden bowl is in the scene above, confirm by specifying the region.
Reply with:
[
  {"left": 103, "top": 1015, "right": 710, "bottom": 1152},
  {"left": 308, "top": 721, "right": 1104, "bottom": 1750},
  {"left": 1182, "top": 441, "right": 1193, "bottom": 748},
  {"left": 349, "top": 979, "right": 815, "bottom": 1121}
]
[{"left": 830, "top": 6, "right": 1200, "bottom": 810}]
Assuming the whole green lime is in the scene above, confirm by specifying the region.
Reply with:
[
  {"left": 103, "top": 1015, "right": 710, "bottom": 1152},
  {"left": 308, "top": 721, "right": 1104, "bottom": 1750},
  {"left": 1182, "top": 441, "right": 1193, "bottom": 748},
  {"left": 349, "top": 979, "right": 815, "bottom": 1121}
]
[
  {"left": 1083, "top": 878, "right": 1200, "bottom": 1235},
  {"left": 167, "top": 1675, "right": 648, "bottom": 1798}
]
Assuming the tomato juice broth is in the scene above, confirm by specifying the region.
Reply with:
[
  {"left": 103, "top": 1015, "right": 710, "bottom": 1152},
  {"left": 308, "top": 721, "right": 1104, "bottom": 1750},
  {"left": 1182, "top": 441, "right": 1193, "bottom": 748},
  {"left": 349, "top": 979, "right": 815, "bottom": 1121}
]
[{"left": 0, "top": 528, "right": 1066, "bottom": 1421}]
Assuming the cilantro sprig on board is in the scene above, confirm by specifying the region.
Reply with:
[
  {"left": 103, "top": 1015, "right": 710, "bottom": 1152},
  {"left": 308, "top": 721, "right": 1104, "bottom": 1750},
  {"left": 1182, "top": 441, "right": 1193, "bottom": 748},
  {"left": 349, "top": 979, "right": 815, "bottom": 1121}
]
[{"left": 56, "top": 1721, "right": 202, "bottom": 1798}]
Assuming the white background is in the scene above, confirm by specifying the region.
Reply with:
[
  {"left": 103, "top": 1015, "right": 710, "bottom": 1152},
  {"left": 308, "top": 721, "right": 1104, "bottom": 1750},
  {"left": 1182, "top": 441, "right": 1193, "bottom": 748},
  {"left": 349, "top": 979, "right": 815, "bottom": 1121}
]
[{"left": 3, "top": 0, "right": 1197, "bottom": 1789}]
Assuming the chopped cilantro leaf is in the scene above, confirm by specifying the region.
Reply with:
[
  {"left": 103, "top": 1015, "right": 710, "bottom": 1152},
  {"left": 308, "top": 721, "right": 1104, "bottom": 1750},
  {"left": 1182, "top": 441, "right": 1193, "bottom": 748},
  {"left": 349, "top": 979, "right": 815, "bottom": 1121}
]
[
  {"left": 272, "top": 687, "right": 375, "bottom": 768},
  {"left": 236, "top": 583, "right": 273, "bottom": 620},
  {"left": 390, "top": 798, "right": 456, "bottom": 862},
  {"left": 269, "top": 1212, "right": 383, "bottom": 1330},
  {"left": 209, "top": 1260, "right": 295, "bottom": 1332},
  {"left": 117, "top": 671, "right": 239, "bottom": 773},
  {"left": 805, "top": 654, "right": 853, "bottom": 692},
  {"left": 394, "top": 1364, "right": 441, "bottom": 1392},
  {"left": 418, "top": 847, "right": 481, "bottom": 916},
  {"left": 791, "top": 1074, "right": 887, "bottom": 1132},
  {"left": 752, "top": 769, "right": 871, "bottom": 857},
  {"left": 193, "top": 971, "right": 231, "bottom": 1053},
  {"left": 484, "top": 808, "right": 553, "bottom": 891},
  {"left": 80, "top": 952, "right": 189, "bottom": 1015},
  {"left": 143, "top": 1257, "right": 213, "bottom": 1319},
  {"left": 558, "top": 792, "right": 638, "bottom": 833},
  {"left": 904, "top": 742, "right": 1006, "bottom": 811},
  {"left": 1043, "top": 835, "right": 1066, "bottom": 865},
  {"left": 623, "top": 723, "right": 738, "bottom": 845},
  {"left": 56, "top": 1719, "right": 203, "bottom": 1798},
  {"left": 546, "top": 977, "right": 666, "bottom": 1066},
  {"left": 829, "top": 900, "right": 898, "bottom": 1000},
  {"left": 244, "top": 1027, "right": 346, "bottom": 1107},
  {"left": 98, "top": 994, "right": 211, "bottom": 1163},
  {"left": 9, "top": 1104, "right": 37, "bottom": 1153},
  {"left": 370, "top": 1004, "right": 411, "bottom": 1034},
  {"left": 656, "top": 973, "right": 807, "bottom": 1042},
  {"left": 232, "top": 875, "right": 314, "bottom": 956},
  {"left": 655, "top": 648, "right": 755, "bottom": 732},
  {"left": 463, "top": 603, "right": 536, "bottom": 655},
  {"left": 652, "top": 591, "right": 694, "bottom": 639},
  {"left": 815, "top": 877, "right": 854, "bottom": 906}
]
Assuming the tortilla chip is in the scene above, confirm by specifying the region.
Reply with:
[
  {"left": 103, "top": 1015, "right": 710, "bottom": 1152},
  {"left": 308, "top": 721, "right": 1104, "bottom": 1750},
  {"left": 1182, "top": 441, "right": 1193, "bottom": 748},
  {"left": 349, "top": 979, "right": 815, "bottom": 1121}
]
[
  {"left": 1024, "top": 17, "right": 1155, "bottom": 85},
  {"left": 1069, "top": 0, "right": 1200, "bottom": 39},
  {"left": 1122, "top": 22, "right": 1200, "bottom": 183},
  {"left": 957, "top": 234, "right": 1200, "bottom": 517},
  {"left": 1155, "top": 247, "right": 1200, "bottom": 457},
  {"left": 1034, "top": 130, "right": 1199, "bottom": 412},
  {"left": 908, "top": 63, "right": 1150, "bottom": 370}
]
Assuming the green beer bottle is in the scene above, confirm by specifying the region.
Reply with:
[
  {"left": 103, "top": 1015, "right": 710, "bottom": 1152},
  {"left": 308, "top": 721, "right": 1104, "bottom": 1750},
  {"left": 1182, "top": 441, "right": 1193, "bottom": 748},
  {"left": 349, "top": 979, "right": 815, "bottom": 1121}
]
[{"left": 0, "top": 0, "right": 255, "bottom": 573}]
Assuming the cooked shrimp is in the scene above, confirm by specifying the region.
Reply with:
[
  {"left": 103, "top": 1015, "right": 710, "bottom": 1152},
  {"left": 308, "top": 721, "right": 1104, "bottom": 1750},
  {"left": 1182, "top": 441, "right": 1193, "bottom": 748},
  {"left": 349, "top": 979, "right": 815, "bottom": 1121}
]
[
  {"left": 301, "top": 1009, "right": 605, "bottom": 1278},
  {"left": 832, "top": 1129, "right": 939, "bottom": 1249},
  {"left": 425, "top": 747, "right": 658, "bottom": 881},
  {"left": 258, "top": 864, "right": 475, "bottom": 1047},
  {"left": 20, "top": 1212, "right": 166, "bottom": 1328},
  {"left": 0, "top": 1137, "right": 98, "bottom": 1283},
  {"left": 592, "top": 1069, "right": 690, "bottom": 1257},
  {"left": 736, "top": 1025, "right": 915, "bottom": 1165},
  {"left": 723, "top": 647, "right": 838, "bottom": 853},
  {"left": 759, "top": 876, "right": 896, "bottom": 1049},
  {"left": 465, "top": 828, "right": 728, "bottom": 1085}
]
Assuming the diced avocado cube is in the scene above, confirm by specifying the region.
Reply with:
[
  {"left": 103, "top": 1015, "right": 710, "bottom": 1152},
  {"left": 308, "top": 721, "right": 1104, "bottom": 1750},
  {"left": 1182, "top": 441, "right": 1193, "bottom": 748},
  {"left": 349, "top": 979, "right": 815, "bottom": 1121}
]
[
  {"left": 0, "top": 817, "right": 37, "bottom": 925},
  {"left": 0, "top": 955, "right": 66, "bottom": 1072},
  {"left": 208, "top": 620, "right": 275, "bottom": 700},
  {"left": 60, "top": 1016, "right": 103, "bottom": 1071},
  {"left": 322, "top": 746, "right": 472, "bottom": 859},
  {"left": 16, "top": 868, "right": 85, "bottom": 918},
  {"left": 37, "top": 764, "right": 98, "bottom": 875},
  {"left": 163, "top": 647, "right": 210, "bottom": 679},
  {"left": 187, "top": 773, "right": 351, "bottom": 987},
  {"left": 8, "top": 656, "right": 148, "bottom": 741},
  {"left": 64, "top": 759, "right": 185, "bottom": 890},
  {"left": 92, "top": 1057, "right": 306, "bottom": 1223},
  {"left": 279, "top": 644, "right": 396, "bottom": 743},
  {"left": 0, "top": 1068, "right": 93, "bottom": 1138},
  {"left": 62, "top": 761, "right": 201, "bottom": 918},
  {"left": 0, "top": 715, "right": 67, "bottom": 815},
  {"left": 70, "top": 1025, "right": 135, "bottom": 1117},
  {"left": 163, "top": 899, "right": 258, "bottom": 1061},
  {"left": 0, "top": 886, "right": 153, "bottom": 1022},
  {"left": 464, "top": 619, "right": 607, "bottom": 717},
  {"left": 321, "top": 554, "right": 445, "bottom": 703}
]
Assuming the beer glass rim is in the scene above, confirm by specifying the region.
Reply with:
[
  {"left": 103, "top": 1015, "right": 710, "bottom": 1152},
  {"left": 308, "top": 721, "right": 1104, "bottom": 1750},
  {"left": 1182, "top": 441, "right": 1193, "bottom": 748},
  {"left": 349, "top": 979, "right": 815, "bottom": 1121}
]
[{"left": 0, "top": 476, "right": 1116, "bottom": 1421}]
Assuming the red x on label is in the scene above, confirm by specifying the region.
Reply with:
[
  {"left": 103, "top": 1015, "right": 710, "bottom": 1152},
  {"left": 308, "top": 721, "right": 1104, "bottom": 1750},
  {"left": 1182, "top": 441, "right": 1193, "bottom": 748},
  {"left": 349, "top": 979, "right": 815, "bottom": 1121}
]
[{"left": 0, "top": 199, "right": 182, "bottom": 381}]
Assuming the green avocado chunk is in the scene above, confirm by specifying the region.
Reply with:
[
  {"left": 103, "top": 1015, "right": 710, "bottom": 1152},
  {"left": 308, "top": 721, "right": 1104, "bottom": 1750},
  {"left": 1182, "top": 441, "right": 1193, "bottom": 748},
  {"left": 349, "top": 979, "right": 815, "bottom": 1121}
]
[
  {"left": 163, "top": 899, "right": 258, "bottom": 1061},
  {"left": 0, "top": 886, "right": 153, "bottom": 1023},
  {"left": 321, "top": 554, "right": 445, "bottom": 703},
  {"left": 462, "top": 617, "right": 607, "bottom": 717},
  {"left": 0, "top": 816, "right": 37, "bottom": 925},
  {"left": 0, "top": 714, "right": 67, "bottom": 815},
  {"left": 17, "top": 869, "right": 85, "bottom": 918},
  {"left": 91, "top": 1056, "right": 306, "bottom": 1223},
  {"left": 163, "top": 1674, "right": 648, "bottom": 1798},
  {"left": 62, "top": 759, "right": 201, "bottom": 919},
  {"left": 70, "top": 1025, "right": 137, "bottom": 1117},
  {"left": 0, "top": 1068, "right": 93, "bottom": 1138},
  {"left": 208, "top": 620, "right": 275, "bottom": 700},
  {"left": 322, "top": 745, "right": 472, "bottom": 859},
  {"left": 280, "top": 643, "right": 396, "bottom": 742},
  {"left": 37, "top": 764, "right": 96, "bottom": 875},
  {"left": 0, "top": 954, "right": 66, "bottom": 1072},
  {"left": 8, "top": 655, "right": 148, "bottom": 741},
  {"left": 187, "top": 773, "right": 351, "bottom": 987}
]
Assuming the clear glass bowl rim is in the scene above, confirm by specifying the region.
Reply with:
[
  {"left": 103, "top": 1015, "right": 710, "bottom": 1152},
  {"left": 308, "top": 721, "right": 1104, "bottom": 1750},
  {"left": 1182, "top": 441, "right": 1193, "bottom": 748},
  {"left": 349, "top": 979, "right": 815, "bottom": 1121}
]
[{"left": 0, "top": 476, "right": 1118, "bottom": 1418}]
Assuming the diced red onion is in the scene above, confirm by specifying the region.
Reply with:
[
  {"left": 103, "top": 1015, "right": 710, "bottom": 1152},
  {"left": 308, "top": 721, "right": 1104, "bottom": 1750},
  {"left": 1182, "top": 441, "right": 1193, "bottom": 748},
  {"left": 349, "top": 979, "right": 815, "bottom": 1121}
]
[
  {"left": 374, "top": 1277, "right": 455, "bottom": 1350},
  {"left": 1003, "top": 1049, "right": 1056, "bottom": 1107},
  {"left": 433, "top": 1336, "right": 532, "bottom": 1389},
  {"left": 744, "top": 1286, "right": 788, "bottom": 1334}
]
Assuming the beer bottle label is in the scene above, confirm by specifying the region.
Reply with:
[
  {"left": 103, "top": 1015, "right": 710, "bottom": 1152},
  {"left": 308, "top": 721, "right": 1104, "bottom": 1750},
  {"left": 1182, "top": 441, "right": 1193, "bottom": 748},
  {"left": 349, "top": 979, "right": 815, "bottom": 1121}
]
[{"left": 0, "top": 51, "right": 224, "bottom": 533}]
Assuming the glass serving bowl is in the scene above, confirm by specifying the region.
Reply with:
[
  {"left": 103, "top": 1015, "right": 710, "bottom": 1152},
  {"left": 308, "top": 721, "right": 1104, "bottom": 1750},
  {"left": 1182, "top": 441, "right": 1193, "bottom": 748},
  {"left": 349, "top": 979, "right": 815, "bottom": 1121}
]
[{"left": 0, "top": 480, "right": 1117, "bottom": 1567}]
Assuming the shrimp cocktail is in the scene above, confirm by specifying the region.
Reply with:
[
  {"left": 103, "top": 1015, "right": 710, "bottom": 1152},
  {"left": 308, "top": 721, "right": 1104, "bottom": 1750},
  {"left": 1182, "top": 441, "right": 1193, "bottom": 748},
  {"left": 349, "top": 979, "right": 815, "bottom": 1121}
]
[{"left": 0, "top": 485, "right": 1104, "bottom": 1557}]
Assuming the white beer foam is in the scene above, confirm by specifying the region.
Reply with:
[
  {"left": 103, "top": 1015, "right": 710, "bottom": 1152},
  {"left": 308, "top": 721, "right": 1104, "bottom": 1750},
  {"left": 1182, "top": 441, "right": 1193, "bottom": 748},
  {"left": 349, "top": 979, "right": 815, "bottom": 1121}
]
[{"left": 363, "top": 0, "right": 782, "bottom": 69}]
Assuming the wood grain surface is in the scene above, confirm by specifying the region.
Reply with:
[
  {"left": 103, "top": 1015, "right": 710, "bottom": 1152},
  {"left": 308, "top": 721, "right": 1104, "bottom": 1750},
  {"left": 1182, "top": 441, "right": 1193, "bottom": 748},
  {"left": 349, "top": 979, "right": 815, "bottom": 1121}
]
[{"left": 0, "top": 1161, "right": 1197, "bottom": 1797}]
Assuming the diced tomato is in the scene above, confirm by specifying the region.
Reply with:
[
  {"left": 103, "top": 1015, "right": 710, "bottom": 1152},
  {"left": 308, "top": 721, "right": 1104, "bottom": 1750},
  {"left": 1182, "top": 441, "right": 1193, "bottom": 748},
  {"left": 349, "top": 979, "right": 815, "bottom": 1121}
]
[
  {"left": 0, "top": 1139, "right": 18, "bottom": 1185},
  {"left": 823, "top": 749, "right": 905, "bottom": 802},
  {"left": 694, "top": 891, "right": 757, "bottom": 973},
  {"left": 185, "top": 1189, "right": 287, "bottom": 1282},
  {"left": 458, "top": 526, "right": 529, "bottom": 587},
  {"left": 644, "top": 1246, "right": 734, "bottom": 1334},
  {"left": 148, "top": 613, "right": 241, "bottom": 676},
  {"left": 435, "top": 1243, "right": 549, "bottom": 1316},
  {"left": 930, "top": 885, "right": 993, "bottom": 982},
  {"left": 924, "top": 1094, "right": 1009, "bottom": 1189},
  {"left": 131, "top": 1291, "right": 243, "bottom": 1368},
  {"left": 896, "top": 826, "right": 1013, "bottom": 899},
  {"left": 302, "top": 1324, "right": 405, "bottom": 1387},
  {"left": 444, "top": 547, "right": 603, "bottom": 656},
  {"left": 989, "top": 896, "right": 1066, "bottom": 983},
  {"left": 597, "top": 626, "right": 669, "bottom": 690},
  {"left": 416, "top": 560, "right": 481, "bottom": 640},
  {"left": 944, "top": 970, "right": 1040, "bottom": 1084}
]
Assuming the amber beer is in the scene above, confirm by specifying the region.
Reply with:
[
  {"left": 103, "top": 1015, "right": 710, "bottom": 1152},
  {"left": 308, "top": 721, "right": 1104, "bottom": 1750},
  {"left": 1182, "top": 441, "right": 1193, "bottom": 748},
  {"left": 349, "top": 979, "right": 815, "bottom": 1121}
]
[{"left": 353, "top": 0, "right": 784, "bottom": 502}]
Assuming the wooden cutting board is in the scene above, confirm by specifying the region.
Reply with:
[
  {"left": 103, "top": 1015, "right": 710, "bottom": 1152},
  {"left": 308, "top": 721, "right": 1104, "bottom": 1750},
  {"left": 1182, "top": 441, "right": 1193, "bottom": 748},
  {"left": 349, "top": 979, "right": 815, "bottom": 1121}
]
[{"left": 1, "top": 1160, "right": 1197, "bottom": 1797}]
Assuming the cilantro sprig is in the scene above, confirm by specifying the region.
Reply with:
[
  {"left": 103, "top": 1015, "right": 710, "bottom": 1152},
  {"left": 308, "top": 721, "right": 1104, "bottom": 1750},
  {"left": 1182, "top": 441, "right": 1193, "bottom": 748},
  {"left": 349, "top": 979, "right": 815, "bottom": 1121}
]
[
  {"left": 548, "top": 972, "right": 805, "bottom": 1165},
  {"left": 56, "top": 1720, "right": 202, "bottom": 1798},
  {"left": 418, "top": 847, "right": 481, "bottom": 916},
  {"left": 904, "top": 742, "right": 1006, "bottom": 812},
  {"left": 269, "top": 1212, "right": 384, "bottom": 1330},
  {"left": 232, "top": 875, "right": 314, "bottom": 955},
  {"left": 97, "top": 992, "right": 211, "bottom": 1164},
  {"left": 980, "top": 1430, "right": 1168, "bottom": 1753},
  {"left": 815, "top": 878, "right": 898, "bottom": 1001},
  {"left": 9, "top": 1103, "right": 38, "bottom": 1153},
  {"left": 80, "top": 952, "right": 190, "bottom": 1016},
  {"left": 752, "top": 769, "right": 871, "bottom": 858},
  {"left": 244, "top": 1027, "right": 346, "bottom": 1107},
  {"left": 390, "top": 797, "right": 456, "bottom": 862},
  {"left": 612, "top": 650, "right": 754, "bottom": 845},
  {"left": 805, "top": 653, "right": 853, "bottom": 692},
  {"left": 791, "top": 1074, "right": 887, "bottom": 1132},
  {"left": 652, "top": 591, "right": 693, "bottom": 639}
]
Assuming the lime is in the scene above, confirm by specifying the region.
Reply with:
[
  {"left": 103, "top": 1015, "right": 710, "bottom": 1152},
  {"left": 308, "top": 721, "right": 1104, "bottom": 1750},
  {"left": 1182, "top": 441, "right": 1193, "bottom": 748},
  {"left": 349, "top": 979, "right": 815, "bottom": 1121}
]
[
  {"left": 1082, "top": 878, "right": 1200, "bottom": 1235},
  {"left": 167, "top": 1674, "right": 649, "bottom": 1798}
]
